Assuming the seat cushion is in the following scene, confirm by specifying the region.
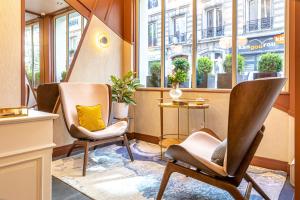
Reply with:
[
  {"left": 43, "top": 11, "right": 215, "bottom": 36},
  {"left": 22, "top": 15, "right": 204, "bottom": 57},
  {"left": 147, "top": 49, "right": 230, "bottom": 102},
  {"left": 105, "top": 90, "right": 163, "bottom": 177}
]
[
  {"left": 76, "top": 104, "right": 106, "bottom": 131},
  {"left": 165, "top": 131, "right": 227, "bottom": 177},
  {"left": 74, "top": 121, "right": 128, "bottom": 140},
  {"left": 211, "top": 139, "right": 227, "bottom": 166}
]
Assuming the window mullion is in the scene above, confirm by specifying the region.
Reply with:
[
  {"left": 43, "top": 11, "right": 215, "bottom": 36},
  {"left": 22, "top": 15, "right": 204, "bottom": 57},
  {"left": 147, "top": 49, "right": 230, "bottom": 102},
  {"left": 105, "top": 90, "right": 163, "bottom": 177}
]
[
  {"left": 66, "top": 13, "right": 69, "bottom": 69},
  {"left": 31, "top": 25, "right": 35, "bottom": 87},
  {"left": 160, "top": 0, "right": 165, "bottom": 88},
  {"left": 232, "top": 0, "right": 238, "bottom": 87},
  {"left": 192, "top": 0, "right": 197, "bottom": 88}
]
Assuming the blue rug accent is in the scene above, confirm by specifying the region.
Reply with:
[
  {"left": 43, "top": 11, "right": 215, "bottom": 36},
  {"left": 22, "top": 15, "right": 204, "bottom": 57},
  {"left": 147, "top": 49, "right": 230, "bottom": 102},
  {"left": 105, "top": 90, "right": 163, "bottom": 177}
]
[{"left": 52, "top": 141, "right": 286, "bottom": 200}]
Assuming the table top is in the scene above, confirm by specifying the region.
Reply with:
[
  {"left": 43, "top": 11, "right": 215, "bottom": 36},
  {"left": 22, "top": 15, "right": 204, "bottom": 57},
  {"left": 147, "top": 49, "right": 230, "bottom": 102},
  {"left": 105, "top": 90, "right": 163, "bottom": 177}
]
[
  {"left": 159, "top": 102, "right": 209, "bottom": 109},
  {"left": 0, "top": 109, "right": 59, "bottom": 125}
]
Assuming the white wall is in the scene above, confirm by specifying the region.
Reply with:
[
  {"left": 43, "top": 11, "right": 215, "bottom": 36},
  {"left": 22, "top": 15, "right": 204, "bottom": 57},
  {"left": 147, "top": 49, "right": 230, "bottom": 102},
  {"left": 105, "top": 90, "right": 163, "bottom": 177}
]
[
  {"left": 134, "top": 90, "right": 294, "bottom": 162},
  {"left": 0, "top": 1, "right": 21, "bottom": 107},
  {"left": 54, "top": 15, "right": 124, "bottom": 146}
]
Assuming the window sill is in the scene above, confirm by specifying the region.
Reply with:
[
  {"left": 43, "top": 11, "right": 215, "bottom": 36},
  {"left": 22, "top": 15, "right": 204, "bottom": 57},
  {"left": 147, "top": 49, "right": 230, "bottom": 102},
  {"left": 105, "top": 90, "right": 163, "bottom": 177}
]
[{"left": 136, "top": 87, "right": 290, "bottom": 95}]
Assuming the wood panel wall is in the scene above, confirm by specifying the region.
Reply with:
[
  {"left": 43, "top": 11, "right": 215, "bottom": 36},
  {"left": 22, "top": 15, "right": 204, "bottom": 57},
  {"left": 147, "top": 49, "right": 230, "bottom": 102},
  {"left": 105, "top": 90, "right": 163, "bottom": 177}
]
[
  {"left": 294, "top": 0, "right": 300, "bottom": 197},
  {"left": 67, "top": 0, "right": 134, "bottom": 44}
]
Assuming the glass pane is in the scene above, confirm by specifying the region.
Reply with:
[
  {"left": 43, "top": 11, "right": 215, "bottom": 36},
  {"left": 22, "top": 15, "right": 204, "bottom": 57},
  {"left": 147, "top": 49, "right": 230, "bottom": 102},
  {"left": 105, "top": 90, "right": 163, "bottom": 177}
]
[
  {"left": 237, "top": 0, "right": 285, "bottom": 83},
  {"left": 25, "top": 26, "right": 33, "bottom": 85},
  {"left": 68, "top": 12, "right": 82, "bottom": 65},
  {"left": 165, "top": 0, "right": 192, "bottom": 88},
  {"left": 83, "top": 17, "right": 88, "bottom": 27},
  {"left": 32, "top": 24, "right": 40, "bottom": 88},
  {"left": 139, "top": 0, "right": 161, "bottom": 87},
  {"left": 197, "top": 0, "right": 232, "bottom": 88},
  {"left": 55, "top": 16, "right": 67, "bottom": 82}
]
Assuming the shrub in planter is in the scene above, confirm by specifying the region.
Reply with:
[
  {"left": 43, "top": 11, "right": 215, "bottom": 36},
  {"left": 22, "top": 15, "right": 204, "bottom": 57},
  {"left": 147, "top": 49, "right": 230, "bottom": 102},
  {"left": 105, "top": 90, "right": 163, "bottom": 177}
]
[
  {"left": 218, "top": 54, "right": 245, "bottom": 89},
  {"left": 111, "top": 71, "right": 141, "bottom": 118},
  {"left": 223, "top": 54, "right": 245, "bottom": 73},
  {"left": 167, "top": 57, "right": 190, "bottom": 87},
  {"left": 254, "top": 53, "right": 283, "bottom": 79},
  {"left": 146, "top": 61, "right": 161, "bottom": 87},
  {"left": 197, "top": 57, "right": 213, "bottom": 88}
]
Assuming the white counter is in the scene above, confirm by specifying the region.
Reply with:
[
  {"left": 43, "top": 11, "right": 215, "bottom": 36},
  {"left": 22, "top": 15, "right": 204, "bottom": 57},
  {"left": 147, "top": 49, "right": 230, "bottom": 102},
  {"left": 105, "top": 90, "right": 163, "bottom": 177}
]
[{"left": 0, "top": 110, "right": 58, "bottom": 200}]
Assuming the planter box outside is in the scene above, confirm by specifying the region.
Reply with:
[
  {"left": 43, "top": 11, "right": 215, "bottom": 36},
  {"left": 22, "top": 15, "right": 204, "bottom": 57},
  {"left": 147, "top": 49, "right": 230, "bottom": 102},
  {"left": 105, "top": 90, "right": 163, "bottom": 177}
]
[
  {"left": 146, "top": 75, "right": 160, "bottom": 87},
  {"left": 253, "top": 72, "right": 278, "bottom": 80},
  {"left": 217, "top": 73, "right": 232, "bottom": 89}
]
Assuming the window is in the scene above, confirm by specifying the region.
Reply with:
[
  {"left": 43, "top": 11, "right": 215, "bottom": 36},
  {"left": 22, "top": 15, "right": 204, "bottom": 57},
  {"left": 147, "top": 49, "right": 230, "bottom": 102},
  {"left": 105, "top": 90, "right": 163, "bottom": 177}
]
[
  {"left": 137, "top": 0, "right": 286, "bottom": 89},
  {"left": 203, "top": 7, "right": 224, "bottom": 39},
  {"left": 25, "top": 23, "right": 40, "bottom": 88},
  {"left": 148, "top": 0, "right": 158, "bottom": 9},
  {"left": 169, "top": 15, "right": 187, "bottom": 44},
  {"left": 244, "top": 0, "right": 272, "bottom": 33},
  {"left": 148, "top": 21, "right": 158, "bottom": 47},
  {"left": 54, "top": 11, "right": 86, "bottom": 82}
]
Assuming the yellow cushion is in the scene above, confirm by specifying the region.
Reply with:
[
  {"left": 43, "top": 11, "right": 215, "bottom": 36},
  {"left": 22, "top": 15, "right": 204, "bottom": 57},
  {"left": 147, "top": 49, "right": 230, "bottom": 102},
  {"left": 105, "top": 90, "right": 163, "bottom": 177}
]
[{"left": 76, "top": 104, "right": 106, "bottom": 131}]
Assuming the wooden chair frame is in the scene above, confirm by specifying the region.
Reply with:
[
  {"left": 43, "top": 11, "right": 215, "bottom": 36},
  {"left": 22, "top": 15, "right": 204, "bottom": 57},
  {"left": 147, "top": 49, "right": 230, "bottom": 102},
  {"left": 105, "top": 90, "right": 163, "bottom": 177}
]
[{"left": 67, "top": 134, "right": 133, "bottom": 176}]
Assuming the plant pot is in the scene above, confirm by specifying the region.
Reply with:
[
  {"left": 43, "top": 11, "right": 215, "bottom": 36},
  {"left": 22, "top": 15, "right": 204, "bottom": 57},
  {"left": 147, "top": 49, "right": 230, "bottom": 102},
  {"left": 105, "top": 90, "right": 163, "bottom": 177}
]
[
  {"left": 146, "top": 75, "right": 160, "bottom": 87},
  {"left": 169, "top": 83, "right": 182, "bottom": 100},
  {"left": 253, "top": 72, "right": 278, "bottom": 80},
  {"left": 217, "top": 73, "right": 232, "bottom": 89},
  {"left": 113, "top": 102, "right": 129, "bottom": 119},
  {"left": 197, "top": 73, "right": 208, "bottom": 88}
]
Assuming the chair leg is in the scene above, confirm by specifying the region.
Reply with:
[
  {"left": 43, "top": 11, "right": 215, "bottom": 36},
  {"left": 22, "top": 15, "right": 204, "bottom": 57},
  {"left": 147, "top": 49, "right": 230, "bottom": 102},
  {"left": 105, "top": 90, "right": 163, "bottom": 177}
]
[
  {"left": 66, "top": 142, "right": 76, "bottom": 157},
  {"left": 82, "top": 141, "right": 89, "bottom": 176},
  {"left": 226, "top": 187, "right": 245, "bottom": 200},
  {"left": 157, "top": 162, "right": 174, "bottom": 200},
  {"left": 124, "top": 134, "right": 134, "bottom": 161},
  {"left": 245, "top": 173, "right": 270, "bottom": 200}
]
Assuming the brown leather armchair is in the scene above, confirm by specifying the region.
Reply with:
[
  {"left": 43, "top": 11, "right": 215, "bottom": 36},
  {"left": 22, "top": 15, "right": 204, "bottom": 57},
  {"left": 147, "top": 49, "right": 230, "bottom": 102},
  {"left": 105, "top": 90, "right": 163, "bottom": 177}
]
[
  {"left": 157, "top": 78, "right": 286, "bottom": 200},
  {"left": 59, "top": 83, "right": 134, "bottom": 176}
]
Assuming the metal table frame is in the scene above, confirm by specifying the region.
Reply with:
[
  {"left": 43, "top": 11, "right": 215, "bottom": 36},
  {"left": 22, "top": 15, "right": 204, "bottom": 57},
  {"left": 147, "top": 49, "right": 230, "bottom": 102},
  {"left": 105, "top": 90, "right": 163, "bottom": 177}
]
[{"left": 159, "top": 101, "right": 209, "bottom": 158}]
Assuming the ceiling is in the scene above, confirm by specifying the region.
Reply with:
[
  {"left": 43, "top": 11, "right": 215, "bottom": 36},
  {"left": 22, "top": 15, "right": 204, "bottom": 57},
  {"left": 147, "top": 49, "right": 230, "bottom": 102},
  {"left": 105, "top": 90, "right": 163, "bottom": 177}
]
[
  {"left": 25, "top": 12, "right": 39, "bottom": 21},
  {"left": 25, "top": 0, "right": 69, "bottom": 16}
]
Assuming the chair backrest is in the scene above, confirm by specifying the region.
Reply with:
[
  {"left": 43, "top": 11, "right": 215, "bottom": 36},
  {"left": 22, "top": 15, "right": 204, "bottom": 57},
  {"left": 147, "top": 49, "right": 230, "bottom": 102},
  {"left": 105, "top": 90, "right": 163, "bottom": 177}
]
[
  {"left": 59, "top": 83, "right": 111, "bottom": 131},
  {"left": 225, "top": 78, "right": 286, "bottom": 176},
  {"left": 37, "top": 83, "right": 59, "bottom": 113}
]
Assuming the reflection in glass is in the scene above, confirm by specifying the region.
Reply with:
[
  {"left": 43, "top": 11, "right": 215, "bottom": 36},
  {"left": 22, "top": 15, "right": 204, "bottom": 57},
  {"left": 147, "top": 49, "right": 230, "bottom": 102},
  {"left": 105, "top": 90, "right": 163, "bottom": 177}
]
[
  {"left": 139, "top": 0, "right": 161, "bottom": 87},
  {"left": 25, "top": 26, "right": 33, "bottom": 85},
  {"left": 165, "top": 0, "right": 192, "bottom": 88},
  {"left": 55, "top": 16, "right": 67, "bottom": 82},
  {"left": 25, "top": 23, "right": 40, "bottom": 88},
  {"left": 68, "top": 12, "right": 82, "bottom": 64}
]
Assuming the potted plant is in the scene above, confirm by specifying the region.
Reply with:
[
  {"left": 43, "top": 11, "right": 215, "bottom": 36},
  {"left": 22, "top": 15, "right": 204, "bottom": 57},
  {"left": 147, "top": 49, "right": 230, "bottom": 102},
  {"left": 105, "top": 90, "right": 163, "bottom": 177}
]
[
  {"left": 197, "top": 57, "right": 213, "bottom": 88},
  {"left": 111, "top": 71, "right": 141, "bottom": 119},
  {"left": 168, "top": 57, "right": 190, "bottom": 88},
  {"left": 146, "top": 61, "right": 161, "bottom": 87},
  {"left": 167, "top": 63, "right": 189, "bottom": 100},
  {"left": 254, "top": 53, "right": 283, "bottom": 79},
  {"left": 218, "top": 54, "right": 245, "bottom": 88},
  {"left": 61, "top": 70, "right": 67, "bottom": 82}
]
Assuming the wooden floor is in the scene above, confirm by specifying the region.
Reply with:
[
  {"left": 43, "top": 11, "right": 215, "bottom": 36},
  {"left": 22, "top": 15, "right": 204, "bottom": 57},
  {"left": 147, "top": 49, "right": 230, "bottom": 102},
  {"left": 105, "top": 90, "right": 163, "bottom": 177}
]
[{"left": 52, "top": 175, "right": 294, "bottom": 200}]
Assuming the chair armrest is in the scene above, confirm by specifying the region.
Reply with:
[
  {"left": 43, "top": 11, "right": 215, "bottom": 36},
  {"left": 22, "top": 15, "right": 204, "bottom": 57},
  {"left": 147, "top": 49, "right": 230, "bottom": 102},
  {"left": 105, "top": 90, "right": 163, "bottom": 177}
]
[{"left": 199, "top": 128, "right": 221, "bottom": 141}]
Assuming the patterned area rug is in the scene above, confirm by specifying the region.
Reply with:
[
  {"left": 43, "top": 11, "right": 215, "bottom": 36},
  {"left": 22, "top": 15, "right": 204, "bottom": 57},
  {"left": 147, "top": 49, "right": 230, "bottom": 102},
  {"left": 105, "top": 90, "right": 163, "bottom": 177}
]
[{"left": 52, "top": 141, "right": 286, "bottom": 200}]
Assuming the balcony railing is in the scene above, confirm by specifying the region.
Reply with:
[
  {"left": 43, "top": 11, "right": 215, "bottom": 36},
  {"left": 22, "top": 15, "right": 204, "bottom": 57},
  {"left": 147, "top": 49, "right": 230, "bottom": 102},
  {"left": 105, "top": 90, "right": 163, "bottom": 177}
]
[
  {"left": 201, "top": 26, "right": 224, "bottom": 39},
  {"left": 148, "top": 37, "right": 158, "bottom": 47},
  {"left": 243, "top": 17, "right": 273, "bottom": 33},
  {"left": 168, "top": 32, "right": 187, "bottom": 44}
]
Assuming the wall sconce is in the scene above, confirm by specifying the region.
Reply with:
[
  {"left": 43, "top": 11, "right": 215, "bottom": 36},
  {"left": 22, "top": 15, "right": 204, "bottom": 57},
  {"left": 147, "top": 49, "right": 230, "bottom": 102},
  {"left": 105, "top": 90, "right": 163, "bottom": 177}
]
[{"left": 97, "top": 32, "right": 110, "bottom": 48}]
